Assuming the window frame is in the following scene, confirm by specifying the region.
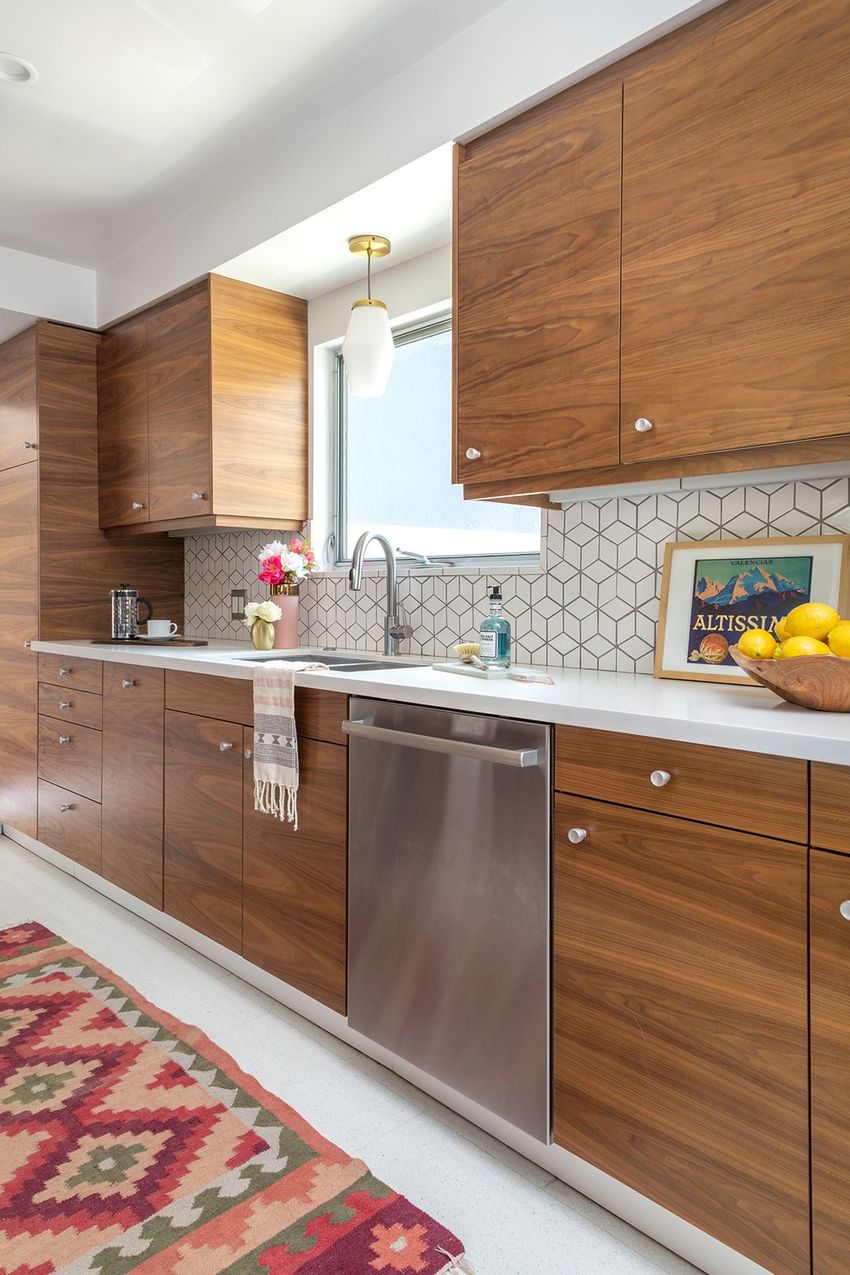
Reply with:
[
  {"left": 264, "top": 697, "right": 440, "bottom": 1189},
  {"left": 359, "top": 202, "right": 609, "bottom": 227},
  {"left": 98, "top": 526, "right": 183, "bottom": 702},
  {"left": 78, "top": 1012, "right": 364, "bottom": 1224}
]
[{"left": 332, "top": 313, "right": 541, "bottom": 569}]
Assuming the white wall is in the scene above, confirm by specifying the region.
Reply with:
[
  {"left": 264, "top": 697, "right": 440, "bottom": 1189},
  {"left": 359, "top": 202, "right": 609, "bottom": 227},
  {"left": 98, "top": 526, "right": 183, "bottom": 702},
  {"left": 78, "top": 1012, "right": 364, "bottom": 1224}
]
[
  {"left": 0, "top": 246, "right": 96, "bottom": 330},
  {"left": 96, "top": 0, "right": 726, "bottom": 324}
]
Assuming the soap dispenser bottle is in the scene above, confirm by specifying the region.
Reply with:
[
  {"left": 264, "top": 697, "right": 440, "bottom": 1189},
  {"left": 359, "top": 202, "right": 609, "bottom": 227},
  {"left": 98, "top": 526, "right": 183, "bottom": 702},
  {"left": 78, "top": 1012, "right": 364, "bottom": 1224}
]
[{"left": 479, "top": 584, "right": 511, "bottom": 668}]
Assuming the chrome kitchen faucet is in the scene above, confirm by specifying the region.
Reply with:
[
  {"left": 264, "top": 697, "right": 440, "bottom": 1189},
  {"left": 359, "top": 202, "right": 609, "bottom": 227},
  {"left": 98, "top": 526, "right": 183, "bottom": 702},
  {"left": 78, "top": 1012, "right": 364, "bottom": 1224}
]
[{"left": 348, "top": 531, "right": 412, "bottom": 656}]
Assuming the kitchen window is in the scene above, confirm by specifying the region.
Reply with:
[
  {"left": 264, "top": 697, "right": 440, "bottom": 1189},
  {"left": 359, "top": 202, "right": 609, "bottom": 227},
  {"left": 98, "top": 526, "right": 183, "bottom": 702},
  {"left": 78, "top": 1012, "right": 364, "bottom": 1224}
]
[{"left": 334, "top": 316, "right": 540, "bottom": 564}]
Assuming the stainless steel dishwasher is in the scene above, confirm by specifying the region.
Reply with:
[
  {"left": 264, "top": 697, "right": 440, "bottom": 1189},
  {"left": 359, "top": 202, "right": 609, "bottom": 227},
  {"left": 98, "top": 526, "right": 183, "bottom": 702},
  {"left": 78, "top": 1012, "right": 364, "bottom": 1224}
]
[{"left": 345, "top": 697, "right": 550, "bottom": 1142}]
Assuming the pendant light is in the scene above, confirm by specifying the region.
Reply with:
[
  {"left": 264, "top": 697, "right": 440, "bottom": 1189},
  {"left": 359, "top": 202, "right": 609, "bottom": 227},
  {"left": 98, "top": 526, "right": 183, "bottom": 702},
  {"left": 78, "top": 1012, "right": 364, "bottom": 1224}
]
[{"left": 342, "top": 234, "right": 395, "bottom": 398}]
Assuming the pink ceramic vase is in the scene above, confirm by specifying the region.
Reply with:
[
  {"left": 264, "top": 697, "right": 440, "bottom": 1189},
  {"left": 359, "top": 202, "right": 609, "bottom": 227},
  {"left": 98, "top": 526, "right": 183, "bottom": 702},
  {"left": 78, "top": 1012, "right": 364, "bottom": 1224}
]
[{"left": 270, "top": 584, "right": 300, "bottom": 649}]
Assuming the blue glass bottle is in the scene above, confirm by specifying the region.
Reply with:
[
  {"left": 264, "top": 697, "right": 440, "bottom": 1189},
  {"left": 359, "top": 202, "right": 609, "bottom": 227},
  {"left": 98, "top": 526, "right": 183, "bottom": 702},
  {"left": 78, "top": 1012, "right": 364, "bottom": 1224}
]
[{"left": 479, "top": 585, "right": 511, "bottom": 668}]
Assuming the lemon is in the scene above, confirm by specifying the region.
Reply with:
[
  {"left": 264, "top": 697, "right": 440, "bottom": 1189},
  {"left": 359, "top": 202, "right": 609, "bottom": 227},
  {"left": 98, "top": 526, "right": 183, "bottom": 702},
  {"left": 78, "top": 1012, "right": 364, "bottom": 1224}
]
[
  {"left": 773, "top": 635, "right": 832, "bottom": 659},
  {"left": 827, "top": 620, "right": 850, "bottom": 657},
  {"left": 785, "top": 602, "right": 841, "bottom": 641},
  {"left": 737, "top": 629, "right": 777, "bottom": 659},
  {"left": 773, "top": 615, "right": 791, "bottom": 644}
]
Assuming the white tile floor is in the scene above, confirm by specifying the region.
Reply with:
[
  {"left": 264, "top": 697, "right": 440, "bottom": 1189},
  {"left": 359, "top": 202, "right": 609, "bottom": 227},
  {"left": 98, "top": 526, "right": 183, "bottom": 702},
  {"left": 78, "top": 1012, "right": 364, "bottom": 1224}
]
[{"left": 0, "top": 836, "right": 702, "bottom": 1275}]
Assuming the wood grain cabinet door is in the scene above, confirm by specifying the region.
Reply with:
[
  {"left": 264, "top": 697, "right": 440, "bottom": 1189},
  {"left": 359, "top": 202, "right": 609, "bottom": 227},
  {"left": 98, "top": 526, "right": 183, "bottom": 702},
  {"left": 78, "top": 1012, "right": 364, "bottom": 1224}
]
[
  {"left": 553, "top": 795, "right": 809, "bottom": 1275},
  {"left": 242, "top": 728, "right": 347, "bottom": 1012},
  {"left": 102, "top": 664, "right": 165, "bottom": 909},
  {"left": 621, "top": 0, "right": 850, "bottom": 463},
  {"left": 811, "top": 762, "right": 850, "bottom": 856},
  {"left": 147, "top": 286, "right": 212, "bottom": 522},
  {"left": 0, "top": 327, "right": 37, "bottom": 471},
  {"left": 811, "top": 848, "right": 850, "bottom": 1274},
  {"left": 163, "top": 710, "right": 242, "bottom": 951},
  {"left": 97, "top": 316, "right": 150, "bottom": 527},
  {"left": 0, "top": 461, "right": 38, "bottom": 836},
  {"left": 454, "top": 79, "right": 621, "bottom": 486}
]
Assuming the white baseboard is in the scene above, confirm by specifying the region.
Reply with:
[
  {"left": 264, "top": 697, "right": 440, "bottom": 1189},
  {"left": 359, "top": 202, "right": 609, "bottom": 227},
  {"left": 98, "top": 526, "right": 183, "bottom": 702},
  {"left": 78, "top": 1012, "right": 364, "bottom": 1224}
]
[{"left": 4, "top": 825, "right": 770, "bottom": 1275}]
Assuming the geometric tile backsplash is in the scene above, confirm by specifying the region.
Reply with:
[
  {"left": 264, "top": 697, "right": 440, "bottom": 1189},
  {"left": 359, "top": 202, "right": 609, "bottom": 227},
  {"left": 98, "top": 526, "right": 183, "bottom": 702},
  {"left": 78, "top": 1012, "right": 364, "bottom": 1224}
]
[{"left": 184, "top": 476, "right": 850, "bottom": 675}]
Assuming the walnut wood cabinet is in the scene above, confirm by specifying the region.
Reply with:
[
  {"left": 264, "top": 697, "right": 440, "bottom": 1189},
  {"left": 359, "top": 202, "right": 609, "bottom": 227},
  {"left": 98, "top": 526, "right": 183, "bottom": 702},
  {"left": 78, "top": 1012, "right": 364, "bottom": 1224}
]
[
  {"left": 0, "top": 324, "right": 183, "bottom": 838},
  {"left": 811, "top": 762, "right": 850, "bottom": 856},
  {"left": 163, "top": 708, "right": 244, "bottom": 952},
  {"left": 456, "top": 0, "right": 850, "bottom": 500},
  {"left": 454, "top": 77, "right": 621, "bottom": 486},
  {"left": 810, "top": 848, "right": 850, "bottom": 1274},
  {"left": 97, "top": 274, "right": 308, "bottom": 535},
  {"left": 242, "top": 727, "right": 348, "bottom": 1013},
  {"left": 553, "top": 743, "right": 810, "bottom": 1274},
  {"left": 101, "top": 663, "right": 166, "bottom": 909}
]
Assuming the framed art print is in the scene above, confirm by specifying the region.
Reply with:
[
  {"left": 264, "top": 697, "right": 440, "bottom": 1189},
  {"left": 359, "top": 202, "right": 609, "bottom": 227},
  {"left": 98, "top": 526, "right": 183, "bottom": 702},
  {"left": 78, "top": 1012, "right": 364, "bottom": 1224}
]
[{"left": 655, "top": 535, "right": 850, "bottom": 683}]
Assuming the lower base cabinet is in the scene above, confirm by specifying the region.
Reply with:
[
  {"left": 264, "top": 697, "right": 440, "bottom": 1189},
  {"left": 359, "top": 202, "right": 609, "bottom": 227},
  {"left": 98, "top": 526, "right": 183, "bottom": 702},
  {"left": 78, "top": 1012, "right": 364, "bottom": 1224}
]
[
  {"left": 811, "top": 848, "right": 850, "bottom": 1275},
  {"left": 163, "top": 709, "right": 243, "bottom": 951},
  {"left": 553, "top": 794, "right": 809, "bottom": 1275},
  {"left": 37, "top": 778, "right": 101, "bottom": 873},
  {"left": 242, "top": 727, "right": 347, "bottom": 1013},
  {"left": 101, "top": 663, "right": 165, "bottom": 908}
]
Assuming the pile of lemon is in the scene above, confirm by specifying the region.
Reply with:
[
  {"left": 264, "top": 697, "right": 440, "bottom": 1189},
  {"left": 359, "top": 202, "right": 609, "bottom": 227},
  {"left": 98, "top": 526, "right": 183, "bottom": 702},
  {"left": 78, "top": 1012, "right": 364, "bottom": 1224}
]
[{"left": 737, "top": 603, "right": 850, "bottom": 661}]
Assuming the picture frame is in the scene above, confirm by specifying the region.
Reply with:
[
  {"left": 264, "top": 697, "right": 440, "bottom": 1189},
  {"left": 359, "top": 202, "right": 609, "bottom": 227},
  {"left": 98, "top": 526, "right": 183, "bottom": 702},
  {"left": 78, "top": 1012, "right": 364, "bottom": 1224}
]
[{"left": 655, "top": 534, "right": 850, "bottom": 684}]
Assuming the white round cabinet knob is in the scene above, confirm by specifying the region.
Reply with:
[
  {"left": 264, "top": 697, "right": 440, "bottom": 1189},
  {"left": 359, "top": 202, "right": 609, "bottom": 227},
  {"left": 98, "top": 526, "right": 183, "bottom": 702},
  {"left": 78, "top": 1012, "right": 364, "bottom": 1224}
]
[
  {"left": 465, "top": 447, "right": 481, "bottom": 460},
  {"left": 634, "top": 418, "right": 654, "bottom": 433},
  {"left": 839, "top": 901, "right": 850, "bottom": 922},
  {"left": 567, "top": 827, "right": 587, "bottom": 845},
  {"left": 650, "top": 769, "right": 672, "bottom": 787}
]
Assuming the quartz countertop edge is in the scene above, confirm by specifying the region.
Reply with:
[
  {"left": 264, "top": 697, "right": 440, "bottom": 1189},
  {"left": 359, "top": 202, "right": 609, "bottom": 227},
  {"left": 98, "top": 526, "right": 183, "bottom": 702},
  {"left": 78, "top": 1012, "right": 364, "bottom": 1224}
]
[{"left": 31, "top": 639, "right": 850, "bottom": 765}]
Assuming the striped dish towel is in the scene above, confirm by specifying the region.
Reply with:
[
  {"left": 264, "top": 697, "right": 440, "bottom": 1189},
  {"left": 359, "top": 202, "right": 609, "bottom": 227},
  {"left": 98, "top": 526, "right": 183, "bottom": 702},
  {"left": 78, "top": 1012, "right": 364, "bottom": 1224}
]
[{"left": 252, "top": 660, "right": 328, "bottom": 829}]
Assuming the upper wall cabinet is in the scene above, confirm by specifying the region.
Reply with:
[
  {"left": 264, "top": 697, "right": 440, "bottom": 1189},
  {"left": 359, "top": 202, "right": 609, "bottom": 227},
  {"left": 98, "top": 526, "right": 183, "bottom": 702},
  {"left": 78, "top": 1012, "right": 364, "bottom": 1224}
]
[
  {"left": 454, "top": 79, "right": 621, "bottom": 487},
  {"left": 455, "top": 0, "right": 850, "bottom": 499},
  {"left": 98, "top": 274, "right": 308, "bottom": 535},
  {"left": 621, "top": 0, "right": 850, "bottom": 464}
]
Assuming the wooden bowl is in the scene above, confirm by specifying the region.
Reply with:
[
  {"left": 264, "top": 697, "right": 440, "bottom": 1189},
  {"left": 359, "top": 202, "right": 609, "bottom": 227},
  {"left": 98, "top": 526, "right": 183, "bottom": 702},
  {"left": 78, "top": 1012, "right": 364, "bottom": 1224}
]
[{"left": 729, "top": 645, "right": 850, "bottom": 712}]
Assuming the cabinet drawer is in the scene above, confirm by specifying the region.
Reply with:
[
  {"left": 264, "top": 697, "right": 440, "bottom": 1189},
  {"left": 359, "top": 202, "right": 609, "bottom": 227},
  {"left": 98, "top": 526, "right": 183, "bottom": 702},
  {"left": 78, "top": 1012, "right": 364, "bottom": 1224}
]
[
  {"left": 165, "top": 670, "right": 347, "bottom": 744},
  {"left": 811, "top": 762, "right": 850, "bottom": 855},
  {"left": 37, "top": 654, "right": 102, "bottom": 695},
  {"left": 37, "top": 780, "right": 101, "bottom": 874},
  {"left": 555, "top": 725, "right": 807, "bottom": 842},
  {"left": 38, "top": 714, "right": 102, "bottom": 802},
  {"left": 38, "top": 683, "right": 103, "bottom": 731}
]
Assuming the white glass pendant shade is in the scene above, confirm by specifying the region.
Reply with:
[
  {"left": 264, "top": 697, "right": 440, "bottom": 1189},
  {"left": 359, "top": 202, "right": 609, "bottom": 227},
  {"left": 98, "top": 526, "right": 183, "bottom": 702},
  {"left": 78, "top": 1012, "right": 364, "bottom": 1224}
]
[{"left": 342, "top": 299, "right": 395, "bottom": 398}]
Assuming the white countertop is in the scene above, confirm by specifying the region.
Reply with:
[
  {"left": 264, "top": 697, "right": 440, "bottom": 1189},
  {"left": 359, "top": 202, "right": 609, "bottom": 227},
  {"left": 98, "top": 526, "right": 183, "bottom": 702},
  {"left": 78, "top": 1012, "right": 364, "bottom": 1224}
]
[{"left": 32, "top": 638, "right": 850, "bottom": 764}]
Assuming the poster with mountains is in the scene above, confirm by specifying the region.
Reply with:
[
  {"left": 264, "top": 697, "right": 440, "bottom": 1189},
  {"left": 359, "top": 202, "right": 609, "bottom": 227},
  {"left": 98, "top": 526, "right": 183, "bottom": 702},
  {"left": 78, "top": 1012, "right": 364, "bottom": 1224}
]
[{"left": 687, "top": 555, "right": 813, "bottom": 666}]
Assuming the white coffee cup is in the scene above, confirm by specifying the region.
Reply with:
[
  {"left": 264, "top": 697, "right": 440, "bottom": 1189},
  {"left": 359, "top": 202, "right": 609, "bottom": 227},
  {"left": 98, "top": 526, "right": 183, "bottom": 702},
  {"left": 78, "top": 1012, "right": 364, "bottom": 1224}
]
[{"left": 145, "top": 620, "right": 178, "bottom": 639}]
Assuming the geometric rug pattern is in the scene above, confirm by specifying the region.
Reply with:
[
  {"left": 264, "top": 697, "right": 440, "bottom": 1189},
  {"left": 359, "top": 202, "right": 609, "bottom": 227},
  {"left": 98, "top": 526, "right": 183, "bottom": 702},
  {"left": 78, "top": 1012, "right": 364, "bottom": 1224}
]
[{"left": 0, "top": 923, "right": 471, "bottom": 1274}]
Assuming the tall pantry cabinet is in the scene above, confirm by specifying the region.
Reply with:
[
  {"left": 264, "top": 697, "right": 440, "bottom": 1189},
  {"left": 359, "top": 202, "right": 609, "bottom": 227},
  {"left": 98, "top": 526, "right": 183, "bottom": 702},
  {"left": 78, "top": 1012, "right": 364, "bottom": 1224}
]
[{"left": 0, "top": 323, "right": 184, "bottom": 838}]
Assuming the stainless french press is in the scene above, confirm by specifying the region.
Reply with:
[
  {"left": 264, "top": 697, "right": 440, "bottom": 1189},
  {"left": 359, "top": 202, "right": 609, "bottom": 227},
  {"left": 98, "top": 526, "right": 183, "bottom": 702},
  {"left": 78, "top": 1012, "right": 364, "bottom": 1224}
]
[{"left": 110, "top": 586, "right": 153, "bottom": 640}]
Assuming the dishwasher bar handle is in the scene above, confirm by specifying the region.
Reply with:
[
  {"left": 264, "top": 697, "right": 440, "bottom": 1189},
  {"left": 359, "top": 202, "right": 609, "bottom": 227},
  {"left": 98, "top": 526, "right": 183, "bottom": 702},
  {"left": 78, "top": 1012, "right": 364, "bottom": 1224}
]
[{"left": 342, "top": 718, "right": 539, "bottom": 767}]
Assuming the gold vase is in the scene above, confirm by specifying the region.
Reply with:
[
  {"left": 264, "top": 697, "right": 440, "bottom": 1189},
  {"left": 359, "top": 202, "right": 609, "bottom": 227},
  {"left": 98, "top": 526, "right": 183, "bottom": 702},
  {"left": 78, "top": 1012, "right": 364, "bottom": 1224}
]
[{"left": 250, "top": 618, "right": 275, "bottom": 651}]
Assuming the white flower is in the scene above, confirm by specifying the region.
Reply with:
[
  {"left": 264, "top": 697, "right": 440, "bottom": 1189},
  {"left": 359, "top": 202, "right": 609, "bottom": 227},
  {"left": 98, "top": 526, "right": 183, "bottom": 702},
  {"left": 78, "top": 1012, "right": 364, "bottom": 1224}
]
[
  {"left": 258, "top": 540, "right": 288, "bottom": 562},
  {"left": 243, "top": 599, "right": 282, "bottom": 628}
]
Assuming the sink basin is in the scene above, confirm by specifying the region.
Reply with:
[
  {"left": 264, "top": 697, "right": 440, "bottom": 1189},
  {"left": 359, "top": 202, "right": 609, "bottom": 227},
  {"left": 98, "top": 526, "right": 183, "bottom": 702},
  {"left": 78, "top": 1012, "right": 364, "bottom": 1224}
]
[{"left": 231, "top": 650, "right": 420, "bottom": 673}]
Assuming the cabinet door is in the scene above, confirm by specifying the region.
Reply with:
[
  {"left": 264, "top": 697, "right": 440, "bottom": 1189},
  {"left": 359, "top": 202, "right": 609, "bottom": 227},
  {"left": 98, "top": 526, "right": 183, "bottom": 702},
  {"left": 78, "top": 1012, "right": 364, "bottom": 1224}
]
[
  {"left": 102, "top": 664, "right": 165, "bottom": 908},
  {"left": 97, "top": 316, "right": 150, "bottom": 527},
  {"left": 163, "top": 710, "right": 242, "bottom": 951},
  {"left": 242, "top": 728, "right": 347, "bottom": 1012},
  {"left": 811, "top": 849, "right": 850, "bottom": 1274},
  {"left": 147, "top": 286, "right": 212, "bottom": 522},
  {"left": 553, "top": 795, "right": 808, "bottom": 1275},
  {"left": 0, "top": 327, "right": 37, "bottom": 471},
  {"left": 0, "top": 462, "right": 38, "bottom": 836},
  {"left": 811, "top": 762, "right": 850, "bottom": 856},
  {"left": 455, "top": 79, "right": 621, "bottom": 487},
  {"left": 622, "top": 0, "right": 850, "bottom": 463}
]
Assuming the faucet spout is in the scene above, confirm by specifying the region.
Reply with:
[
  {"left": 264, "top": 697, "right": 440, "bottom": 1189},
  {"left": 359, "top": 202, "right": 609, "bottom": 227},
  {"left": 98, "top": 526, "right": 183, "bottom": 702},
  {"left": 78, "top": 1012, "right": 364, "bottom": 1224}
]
[{"left": 348, "top": 531, "right": 411, "bottom": 656}]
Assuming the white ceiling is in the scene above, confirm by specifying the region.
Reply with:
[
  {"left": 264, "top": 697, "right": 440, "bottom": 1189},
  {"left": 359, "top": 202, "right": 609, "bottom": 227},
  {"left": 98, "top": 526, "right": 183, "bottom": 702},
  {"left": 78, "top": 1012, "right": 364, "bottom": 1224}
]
[
  {"left": 217, "top": 145, "right": 452, "bottom": 299},
  {"left": 0, "top": 0, "right": 499, "bottom": 268}
]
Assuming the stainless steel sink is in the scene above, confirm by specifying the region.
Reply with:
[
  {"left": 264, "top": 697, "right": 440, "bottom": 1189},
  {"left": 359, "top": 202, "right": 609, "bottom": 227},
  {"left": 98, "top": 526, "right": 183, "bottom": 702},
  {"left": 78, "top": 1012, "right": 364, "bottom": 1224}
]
[{"left": 231, "top": 650, "right": 420, "bottom": 672}]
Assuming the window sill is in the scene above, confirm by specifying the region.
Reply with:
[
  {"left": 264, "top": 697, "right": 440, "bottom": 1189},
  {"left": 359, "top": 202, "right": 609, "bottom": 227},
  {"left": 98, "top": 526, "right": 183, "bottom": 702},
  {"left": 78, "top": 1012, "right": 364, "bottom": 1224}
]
[{"left": 312, "top": 559, "right": 544, "bottom": 581}]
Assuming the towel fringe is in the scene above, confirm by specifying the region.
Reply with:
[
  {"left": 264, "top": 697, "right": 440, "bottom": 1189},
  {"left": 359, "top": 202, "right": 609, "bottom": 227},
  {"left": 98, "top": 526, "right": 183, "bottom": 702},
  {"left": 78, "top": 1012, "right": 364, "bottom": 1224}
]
[
  {"left": 436, "top": 1247, "right": 475, "bottom": 1273},
  {"left": 254, "top": 779, "right": 299, "bottom": 831}
]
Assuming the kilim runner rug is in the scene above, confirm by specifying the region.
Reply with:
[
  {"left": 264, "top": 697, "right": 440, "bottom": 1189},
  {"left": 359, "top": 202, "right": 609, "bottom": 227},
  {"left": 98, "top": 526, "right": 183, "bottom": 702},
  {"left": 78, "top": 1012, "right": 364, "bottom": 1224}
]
[{"left": 0, "top": 922, "right": 473, "bottom": 1274}]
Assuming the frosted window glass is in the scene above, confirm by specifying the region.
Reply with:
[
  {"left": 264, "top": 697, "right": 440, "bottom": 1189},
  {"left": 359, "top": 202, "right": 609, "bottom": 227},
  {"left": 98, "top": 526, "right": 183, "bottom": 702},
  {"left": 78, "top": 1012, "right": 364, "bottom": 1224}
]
[{"left": 342, "top": 326, "right": 540, "bottom": 560}]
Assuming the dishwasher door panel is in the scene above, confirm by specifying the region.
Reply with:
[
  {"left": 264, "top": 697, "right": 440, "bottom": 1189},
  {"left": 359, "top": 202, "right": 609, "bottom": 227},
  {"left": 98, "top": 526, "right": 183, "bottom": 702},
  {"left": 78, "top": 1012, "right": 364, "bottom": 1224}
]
[{"left": 347, "top": 697, "right": 550, "bottom": 1142}]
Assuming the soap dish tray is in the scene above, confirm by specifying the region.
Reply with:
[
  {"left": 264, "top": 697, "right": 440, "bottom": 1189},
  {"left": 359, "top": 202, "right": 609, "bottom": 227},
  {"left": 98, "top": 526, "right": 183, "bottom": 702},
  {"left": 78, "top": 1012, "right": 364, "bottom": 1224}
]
[{"left": 432, "top": 661, "right": 509, "bottom": 680}]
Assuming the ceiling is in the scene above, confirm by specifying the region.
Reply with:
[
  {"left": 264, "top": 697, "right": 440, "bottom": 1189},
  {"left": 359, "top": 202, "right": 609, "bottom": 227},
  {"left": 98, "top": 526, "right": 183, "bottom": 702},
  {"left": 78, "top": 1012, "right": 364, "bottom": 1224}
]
[
  {"left": 0, "top": 0, "right": 499, "bottom": 268},
  {"left": 217, "top": 145, "right": 452, "bottom": 299}
]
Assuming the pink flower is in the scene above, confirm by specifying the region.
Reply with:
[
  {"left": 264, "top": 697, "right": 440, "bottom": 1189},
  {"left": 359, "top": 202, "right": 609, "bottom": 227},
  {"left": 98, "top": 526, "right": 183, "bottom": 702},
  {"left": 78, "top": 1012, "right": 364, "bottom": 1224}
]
[{"left": 258, "top": 555, "right": 284, "bottom": 585}]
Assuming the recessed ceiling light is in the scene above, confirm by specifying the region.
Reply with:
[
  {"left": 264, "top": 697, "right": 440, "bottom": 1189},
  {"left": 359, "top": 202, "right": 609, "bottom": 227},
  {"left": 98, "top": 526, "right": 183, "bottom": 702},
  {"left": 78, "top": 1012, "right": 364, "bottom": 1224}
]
[{"left": 0, "top": 52, "right": 37, "bottom": 85}]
